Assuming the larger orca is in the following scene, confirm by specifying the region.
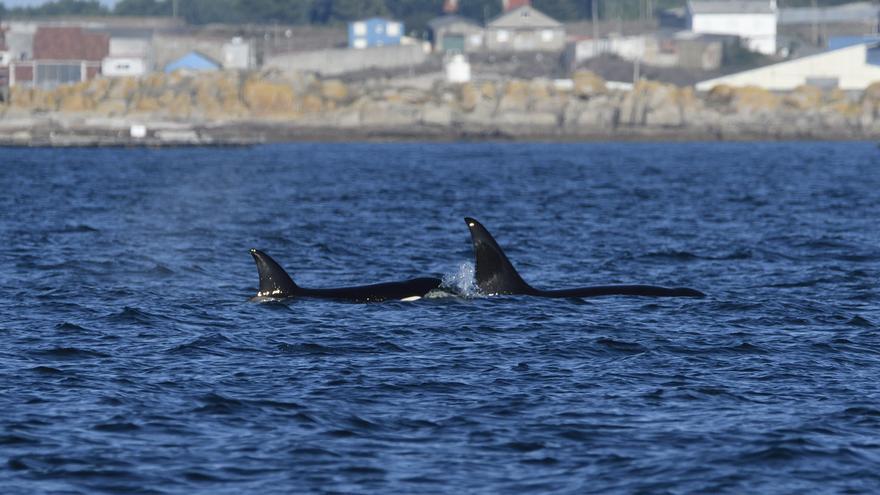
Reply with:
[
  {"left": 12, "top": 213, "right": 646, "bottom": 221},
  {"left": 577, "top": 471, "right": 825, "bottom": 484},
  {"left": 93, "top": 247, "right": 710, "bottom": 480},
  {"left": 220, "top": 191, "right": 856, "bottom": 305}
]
[
  {"left": 464, "top": 218, "right": 705, "bottom": 298},
  {"left": 250, "top": 249, "right": 442, "bottom": 302}
]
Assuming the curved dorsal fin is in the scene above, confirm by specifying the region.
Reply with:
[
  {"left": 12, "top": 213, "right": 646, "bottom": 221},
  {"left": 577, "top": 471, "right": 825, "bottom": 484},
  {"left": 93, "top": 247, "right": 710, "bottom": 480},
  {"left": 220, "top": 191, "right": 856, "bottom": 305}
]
[
  {"left": 250, "top": 249, "right": 299, "bottom": 297},
  {"left": 464, "top": 218, "right": 533, "bottom": 295}
]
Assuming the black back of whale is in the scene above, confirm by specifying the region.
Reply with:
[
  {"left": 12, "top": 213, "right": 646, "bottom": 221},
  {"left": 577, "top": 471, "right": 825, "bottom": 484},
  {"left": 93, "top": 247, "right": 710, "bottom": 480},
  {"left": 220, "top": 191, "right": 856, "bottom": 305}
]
[
  {"left": 464, "top": 218, "right": 705, "bottom": 298},
  {"left": 250, "top": 249, "right": 442, "bottom": 302}
]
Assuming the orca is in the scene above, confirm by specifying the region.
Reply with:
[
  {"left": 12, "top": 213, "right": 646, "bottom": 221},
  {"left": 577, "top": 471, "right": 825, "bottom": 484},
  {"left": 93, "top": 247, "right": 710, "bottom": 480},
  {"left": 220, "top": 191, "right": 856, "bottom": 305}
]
[
  {"left": 250, "top": 249, "right": 442, "bottom": 302},
  {"left": 464, "top": 218, "right": 705, "bottom": 298}
]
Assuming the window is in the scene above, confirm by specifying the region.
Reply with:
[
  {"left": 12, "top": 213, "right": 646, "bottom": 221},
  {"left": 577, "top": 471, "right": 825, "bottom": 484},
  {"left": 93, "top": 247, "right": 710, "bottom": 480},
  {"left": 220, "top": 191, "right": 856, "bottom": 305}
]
[
  {"left": 541, "top": 30, "right": 554, "bottom": 42},
  {"left": 36, "top": 63, "right": 81, "bottom": 87},
  {"left": 353, "top": 22, "right": 366, "bottom": 36},
  {"left": 469, "top": 34, "right": 483, "bottom": 47},
  {"left": 496, "top": 29, "right": 509, "bottom": 43},
  {"left": 353, "top": 38, "right": 367, "bottom": 49},
  {"left": 387, "top": 23, "right": 401, "bottom": 37},
  {"left": 375, "top": 24, "right": 385, "bottom": 34}
]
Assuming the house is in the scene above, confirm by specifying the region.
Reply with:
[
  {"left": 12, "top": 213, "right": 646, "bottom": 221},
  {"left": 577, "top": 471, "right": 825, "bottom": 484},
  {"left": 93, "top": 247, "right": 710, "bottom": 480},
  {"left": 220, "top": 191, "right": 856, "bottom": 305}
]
[
  {"left": 485, "top": 4, "right": 565, "bottom": 52},
  {"left": 687, "top": 0, "right": 778, "bottom": 55},
  {"left": 164, "top": 50, "right": 220, "bottom": 73},
  {"left": 696, "top": 41, "right": 880, "bottom": 91},
  {"left": 428, "top": 15, "right": 483, "bottom": 53},
  {"left": 9, "top": 26, "right": 108, "bottom": 88},
  {"left": 348, "top": 18, "right": 403, "bottom": 49}
]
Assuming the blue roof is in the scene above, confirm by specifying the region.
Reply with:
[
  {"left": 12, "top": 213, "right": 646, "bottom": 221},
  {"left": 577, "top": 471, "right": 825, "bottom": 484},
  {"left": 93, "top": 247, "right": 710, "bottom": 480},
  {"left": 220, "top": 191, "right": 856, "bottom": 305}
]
[
  {"left": 164, "top": 51, "right": 220, "bottom": 73},
  {"left": 828, "top": 35, "right": 880, "bottom": 51}
]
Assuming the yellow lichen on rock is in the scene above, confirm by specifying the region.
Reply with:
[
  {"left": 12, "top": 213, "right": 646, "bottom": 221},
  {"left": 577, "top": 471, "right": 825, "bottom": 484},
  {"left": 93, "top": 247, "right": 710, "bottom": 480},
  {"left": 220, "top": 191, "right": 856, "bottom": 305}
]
[
  {"left": 458, "top": 82, "right": 478, "bottom": 112},
  {"left": 732, "top": 86, "right": 780, "bottom": 112},
  {"left": 133, "top": 96, "right": 162, "bottom": 113},
  {"left": 480, "top": 81, "right": 497, "bottom": 100},
  {"left": 58, "top": 91, "right": 94, "bottom": 112},
  {"left": 301, "top": 93, "right": 323, "bottom": 113},
  {"left": 706, "top": 84, "right": 735, "bottom": 105},
  {"left": 784, "top": 85, "right": 823, "bottom": 110},
  {"left": 242, "top": 78, "right": 295, "bottom": 115},
  {"left": 320, "top": 79, "right": 349, "bottom": 102},
  {"left": 572, "top": 71, "right": 607, "bottom": 98}
]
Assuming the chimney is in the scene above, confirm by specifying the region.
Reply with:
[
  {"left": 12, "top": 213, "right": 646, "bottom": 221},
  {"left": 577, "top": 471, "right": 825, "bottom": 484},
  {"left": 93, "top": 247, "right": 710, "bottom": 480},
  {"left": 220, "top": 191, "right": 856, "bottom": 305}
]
[
  {"left": 443, "top": 0, "right": 459, "bottom": 14},
  {"left": 503, "top": 0, "right": 531, "bottom": 11}
]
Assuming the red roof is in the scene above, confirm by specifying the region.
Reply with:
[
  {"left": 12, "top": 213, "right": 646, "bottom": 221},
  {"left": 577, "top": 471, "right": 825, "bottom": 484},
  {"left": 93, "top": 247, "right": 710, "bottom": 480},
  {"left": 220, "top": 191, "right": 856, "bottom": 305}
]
[
  {"left": 503, "top": 0, "right": 531, "bottom": 11},
  {"left": 33, "top": 27, "right": 109, "bottom": 61}
]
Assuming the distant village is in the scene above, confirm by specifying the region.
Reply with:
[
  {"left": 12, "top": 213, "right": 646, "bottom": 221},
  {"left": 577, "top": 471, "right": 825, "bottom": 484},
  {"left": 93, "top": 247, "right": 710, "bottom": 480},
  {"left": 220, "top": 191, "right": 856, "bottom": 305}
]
[
  {"left": 1, "top": 0, "right": 880, "bottom": 144},
  {"left": 0, "top": 0, "right": 879, "bottom": 99}
]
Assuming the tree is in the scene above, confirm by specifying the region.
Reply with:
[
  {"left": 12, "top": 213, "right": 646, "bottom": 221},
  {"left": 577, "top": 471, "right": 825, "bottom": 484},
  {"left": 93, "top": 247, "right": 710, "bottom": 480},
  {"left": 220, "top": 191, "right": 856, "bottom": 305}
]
[
  {"left": 114, "top": 0, "right": 172, "bottom": 16},
  {"left": 9, "top": 0, "right": 110, "bottom": 16}
]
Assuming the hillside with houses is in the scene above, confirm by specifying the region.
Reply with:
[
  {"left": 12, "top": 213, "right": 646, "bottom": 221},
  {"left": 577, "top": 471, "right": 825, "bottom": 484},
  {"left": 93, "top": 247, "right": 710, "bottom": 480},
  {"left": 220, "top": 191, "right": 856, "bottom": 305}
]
[{"left": 2, "top": 0, "right": 880, "bottom": 143}]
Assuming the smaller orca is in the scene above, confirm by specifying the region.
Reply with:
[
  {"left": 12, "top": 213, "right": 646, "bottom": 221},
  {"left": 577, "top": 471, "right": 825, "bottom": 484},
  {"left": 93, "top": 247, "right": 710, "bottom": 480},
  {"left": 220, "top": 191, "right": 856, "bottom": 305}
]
[
  {"left": 250, "top": 249, "right": 442, "bottom": 302},
  {"left": 464, "top": 218, "right": 705, "bottom": 298}
]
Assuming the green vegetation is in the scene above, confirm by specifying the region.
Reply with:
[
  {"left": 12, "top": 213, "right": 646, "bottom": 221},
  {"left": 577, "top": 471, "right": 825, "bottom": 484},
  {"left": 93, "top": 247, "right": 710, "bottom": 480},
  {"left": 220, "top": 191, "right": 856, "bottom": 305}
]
[{"left": 0, "top": 0, "right": 870, "bottom": 31}]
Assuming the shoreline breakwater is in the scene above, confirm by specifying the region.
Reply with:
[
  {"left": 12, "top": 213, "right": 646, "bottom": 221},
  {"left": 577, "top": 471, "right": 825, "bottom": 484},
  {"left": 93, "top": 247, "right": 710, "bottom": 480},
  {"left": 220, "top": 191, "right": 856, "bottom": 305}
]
[{"left": 2, "top": 70, "right": 880, "bottom": 145}]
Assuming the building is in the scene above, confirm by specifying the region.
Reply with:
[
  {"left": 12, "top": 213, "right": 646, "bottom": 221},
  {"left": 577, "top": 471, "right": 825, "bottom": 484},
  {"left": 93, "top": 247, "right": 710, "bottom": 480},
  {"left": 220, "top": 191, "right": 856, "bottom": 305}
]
[
  {"left": 485, "top": 4, "right": 565, "bottom": 52},
  {"left": 428, "top": 15, "right": 483, "bottom": 53},
  {"left": 696, "top": 41, "right": 880, "bottom": 91},
  {"left": 164, "top": 50, "right": 221, "bottom": 73},
  {"left": 102, "top": 35, "right": 152, "bottom": 77},
  {"left": 0, "top": 28, "right": 10, "bottom": 66},
  {"left": 348, "top": 18, "right": 404, "bottom": 49},
  {"left": 687, "top": 0, "right": 778, "bottom": 55},
  {"left": 9, "top": 26, "right": 108, "bottom": 88},
  {"left": 567, "top": 32, "right": 728, "bottom": 71},
  {"left": 779, "top": 2, "right": 880, "bottom": 48},
  {"left": 222, "top": 37, "right": 254, "bottom": 70},
  {"left": 264, "top": 44, "right": 426, "bottom": 77}
]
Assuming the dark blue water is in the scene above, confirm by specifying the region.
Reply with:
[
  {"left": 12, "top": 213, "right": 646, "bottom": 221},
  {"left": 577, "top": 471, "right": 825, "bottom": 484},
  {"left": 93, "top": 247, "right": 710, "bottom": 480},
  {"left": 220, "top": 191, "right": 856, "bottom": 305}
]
[{"left": 1, "top": 142, "right": 879, "bottom": 494}]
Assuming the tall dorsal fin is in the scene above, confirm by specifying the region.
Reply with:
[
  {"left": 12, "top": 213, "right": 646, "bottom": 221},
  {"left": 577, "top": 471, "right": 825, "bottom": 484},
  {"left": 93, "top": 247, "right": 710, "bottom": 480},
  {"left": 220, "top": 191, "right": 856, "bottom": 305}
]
[
  {"left": 250, "top": 249, "right": 299, "bottom": 297},
  {"left": 464, "top": 217, "right": 534, "bottom": 295}
]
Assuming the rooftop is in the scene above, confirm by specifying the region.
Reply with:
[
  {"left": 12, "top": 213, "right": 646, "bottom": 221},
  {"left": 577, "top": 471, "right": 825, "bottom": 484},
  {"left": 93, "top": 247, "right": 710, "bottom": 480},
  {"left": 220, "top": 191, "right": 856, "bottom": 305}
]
[{"left": 688, "top": 1, "right": 776, "bottom": 15}]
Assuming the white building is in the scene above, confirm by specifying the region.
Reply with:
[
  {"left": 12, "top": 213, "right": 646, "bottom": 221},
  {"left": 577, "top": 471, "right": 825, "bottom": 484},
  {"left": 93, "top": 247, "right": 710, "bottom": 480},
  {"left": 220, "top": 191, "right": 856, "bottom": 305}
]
[
  {"left": 222, "top": 37, "right": 254, "bottom": 70},
  {"left": 102, "top": 37, "right": 151, "bottom": 77},
  {"left": 688, "top": 0, "right": 778, "bottom": 55},
  {"left": 696, "top": 41, "right": 880, "bottom": 91}
]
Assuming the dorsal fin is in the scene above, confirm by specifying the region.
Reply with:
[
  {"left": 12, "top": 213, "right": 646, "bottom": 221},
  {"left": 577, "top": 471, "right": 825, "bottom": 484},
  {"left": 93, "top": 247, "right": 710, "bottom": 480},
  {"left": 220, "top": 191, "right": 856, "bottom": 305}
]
[
  {"left": 250, "top": 249, "right": 299, "bottom": 297},
  {"left": 464, "top": 218, "right": 534, "bottom": 295}
]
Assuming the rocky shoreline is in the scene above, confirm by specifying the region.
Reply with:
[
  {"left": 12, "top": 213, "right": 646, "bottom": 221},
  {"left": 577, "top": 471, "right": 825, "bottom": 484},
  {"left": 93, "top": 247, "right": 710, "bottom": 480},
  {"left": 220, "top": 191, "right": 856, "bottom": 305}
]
[{"left": 2, "top": 70, "right": 879, "bottom": 145}]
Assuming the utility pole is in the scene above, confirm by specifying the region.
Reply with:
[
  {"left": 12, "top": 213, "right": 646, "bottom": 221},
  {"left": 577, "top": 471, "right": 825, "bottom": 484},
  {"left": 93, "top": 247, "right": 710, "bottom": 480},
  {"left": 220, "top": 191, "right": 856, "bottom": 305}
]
[
  {"left": 591, "top": 0, "right": 599, "bottom": 41},
  {"left": 172, "top": 0, "right": 179, "bottom": 20},
  {"left": 811, "top": 0, "right": 819, "bottom": 46}
]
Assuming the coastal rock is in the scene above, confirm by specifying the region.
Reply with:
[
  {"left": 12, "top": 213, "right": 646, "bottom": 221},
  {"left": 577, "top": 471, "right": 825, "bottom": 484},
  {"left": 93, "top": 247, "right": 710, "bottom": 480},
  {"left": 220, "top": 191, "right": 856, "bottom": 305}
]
[
  {"left": 784, "top": 85, "right": 823, "bottom": 110},
  {"left": 731, "top": 86, "right": 780, "bottom": 113},
  {"left": 360, "top": 101, "right": 420, "bottom": 127},
  {"left": 572, "top": 71, "right": 607, "bottom": 98},
  {"left": 243, "top": 79, "right": 296, "bottom": 115},
  {"left": 498, "top": 80, "right": 529, "bottom": 112},
  {"left": 458, "top": 83, "right": 478, "bottom": 112},
  {"left": 320, "top": 79, "right": 349, "bottom": 102},
  {"left": 421, "top": 104, "right": 453, "bottom": 126}
]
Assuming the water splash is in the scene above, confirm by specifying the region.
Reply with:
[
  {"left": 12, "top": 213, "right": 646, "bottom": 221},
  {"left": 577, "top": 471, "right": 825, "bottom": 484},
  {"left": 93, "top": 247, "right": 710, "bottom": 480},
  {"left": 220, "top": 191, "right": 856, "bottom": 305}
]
[{"left": 437, "top": 262, "right": 481, "bottom": 298}]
